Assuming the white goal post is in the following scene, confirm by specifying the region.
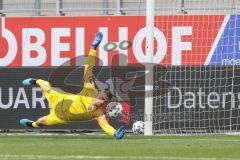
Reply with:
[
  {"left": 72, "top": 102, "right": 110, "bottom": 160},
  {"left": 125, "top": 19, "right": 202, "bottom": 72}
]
[{"left": 144, "top": 0, "right": 154, "bottom": 136}]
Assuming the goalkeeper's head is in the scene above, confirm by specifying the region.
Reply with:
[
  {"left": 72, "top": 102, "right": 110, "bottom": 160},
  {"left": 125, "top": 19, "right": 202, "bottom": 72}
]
[{"left": 94, "top": 88, "right": 113, "bottom": 107}]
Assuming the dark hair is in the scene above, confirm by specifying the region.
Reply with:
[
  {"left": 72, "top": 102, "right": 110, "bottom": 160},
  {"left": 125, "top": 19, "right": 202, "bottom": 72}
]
[{"left": 103, "top": 88, "right": 113, "bottom": 101}]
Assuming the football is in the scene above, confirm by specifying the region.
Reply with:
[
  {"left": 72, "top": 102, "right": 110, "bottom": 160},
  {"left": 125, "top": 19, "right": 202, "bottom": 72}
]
[
  {"left": 106, "top": 102, "right": 123, "bottom": 118},
  {"left": 132, "top": 121, "right": 144, "bottom": 134}
]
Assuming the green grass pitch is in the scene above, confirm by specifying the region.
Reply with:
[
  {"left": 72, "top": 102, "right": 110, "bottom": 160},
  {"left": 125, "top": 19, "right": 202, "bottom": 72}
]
[{"left": 0, "top": 134, "right": 240, "bottom": 160}]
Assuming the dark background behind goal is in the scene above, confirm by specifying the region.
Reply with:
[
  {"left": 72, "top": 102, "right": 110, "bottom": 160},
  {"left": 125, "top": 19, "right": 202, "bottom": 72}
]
[{"left": 0, "top": 66, "right": 240, "bottom": 132}]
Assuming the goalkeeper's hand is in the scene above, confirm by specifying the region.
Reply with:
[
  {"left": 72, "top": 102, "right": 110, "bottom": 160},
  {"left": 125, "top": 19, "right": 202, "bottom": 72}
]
[
  {"left": 91, "top": 32, "right": 103, "bottom": 50},
  {"left": 114, "top": 126, "right": 125, "bottom": 139}
]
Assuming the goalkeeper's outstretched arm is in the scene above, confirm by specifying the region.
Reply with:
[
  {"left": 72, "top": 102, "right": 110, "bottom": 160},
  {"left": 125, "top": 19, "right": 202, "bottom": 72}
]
[
  {"left": 96, "top": 115, "right": 116, "bottom": 136},
  {"left": 83, "top": 32, "right": 103, "bottom": 85},
  {"left": 96, "top": 115, "right": 126, "bottom": 139}
]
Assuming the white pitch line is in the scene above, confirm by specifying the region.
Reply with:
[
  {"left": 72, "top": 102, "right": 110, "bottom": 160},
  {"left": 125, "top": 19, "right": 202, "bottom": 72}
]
[{"left": 0, "top": 155, "right": 237, "bottom": 160}]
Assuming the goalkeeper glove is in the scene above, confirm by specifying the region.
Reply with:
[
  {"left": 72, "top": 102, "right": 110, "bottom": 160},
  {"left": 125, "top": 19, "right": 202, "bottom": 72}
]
[
  {"left": 114, "top": 126, "right": 125, "bottom": 139},
  {"left": 91, "top": 32, "right": 103, "bottom": 50}
]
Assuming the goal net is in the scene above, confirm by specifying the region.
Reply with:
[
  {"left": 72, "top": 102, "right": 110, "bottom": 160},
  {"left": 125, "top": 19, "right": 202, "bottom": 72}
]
[{"left": 152, "top": 0, "right": 240, "bottom": 134}]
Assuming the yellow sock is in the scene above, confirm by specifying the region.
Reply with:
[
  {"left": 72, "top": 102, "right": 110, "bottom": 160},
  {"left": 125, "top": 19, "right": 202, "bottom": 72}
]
[{"left": 32, "top": 122, "right": 40, "bottom": 128}]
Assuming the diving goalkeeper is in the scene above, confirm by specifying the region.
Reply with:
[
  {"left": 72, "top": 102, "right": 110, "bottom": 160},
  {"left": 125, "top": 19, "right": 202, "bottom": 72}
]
[{"left": 20, "top": 32, "right": 125, "bottom": 139}]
